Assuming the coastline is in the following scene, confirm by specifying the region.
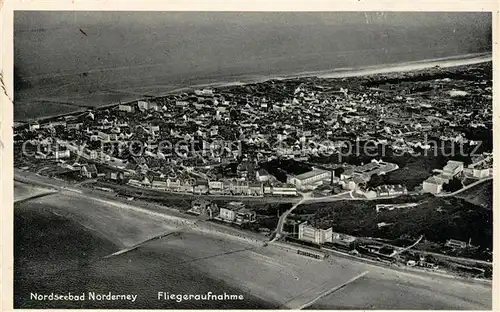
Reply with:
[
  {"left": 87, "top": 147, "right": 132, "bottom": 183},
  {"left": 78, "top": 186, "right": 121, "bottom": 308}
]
[
  {"left": 14, "top": 52, "right": 492, "bottom": 124},
  {"left": 13, "top": 177, "right": 492, "bottom": 309}
]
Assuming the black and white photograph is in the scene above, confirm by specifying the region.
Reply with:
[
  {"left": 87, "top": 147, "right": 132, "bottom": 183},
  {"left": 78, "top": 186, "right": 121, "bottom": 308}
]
[{"left": 8, "top": 7, "right": 494, "bottom": 310}]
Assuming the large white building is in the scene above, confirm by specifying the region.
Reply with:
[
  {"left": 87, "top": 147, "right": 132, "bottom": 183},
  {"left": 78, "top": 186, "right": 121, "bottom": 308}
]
[
  {"left": 298, "top": 222, "right": 333, "bottom": 245},
  {"left": 288, "top": 168, "right": 331, "bottom": 190},
  {"left": 422, "top": 176, "right": 444, "bottom": 194},
  {"left": 442, "top": 160, "right": 464, "bottom": 176},
  {"left": 138, "top": 100, "right": 159, "bottom": 111}
]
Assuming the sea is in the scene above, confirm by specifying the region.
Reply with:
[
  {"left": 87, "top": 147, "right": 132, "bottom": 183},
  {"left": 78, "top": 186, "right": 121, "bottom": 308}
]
[{"left": 14, "top": 12, "right": 492, "bottom": 120}]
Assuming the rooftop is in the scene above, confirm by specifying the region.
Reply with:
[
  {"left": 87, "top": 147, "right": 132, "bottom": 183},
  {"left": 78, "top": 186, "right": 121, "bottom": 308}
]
[{"left": 294, "top": 168, "right": 329, "bottom": 181}]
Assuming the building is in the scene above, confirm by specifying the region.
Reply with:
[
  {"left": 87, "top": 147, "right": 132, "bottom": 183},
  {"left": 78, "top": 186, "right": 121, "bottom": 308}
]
[
  {"left": 249, "top": 183, "right": 264, "bottom": 196},
  {"left": 188, "top": 200, "right": 219, "bottom": 219},
  {"left": 106, "top": 171, "right": 125, "bottom": 182},
  {"left": 422, "top": 176, "right": 444, "bottom": 194},
  {"left": 118, "top": 104, "right": 135, "bottom": 113},
  {"left": 138, "top": 100, "right": 158, "bottom": 111},
  {"left": 342, "top": 159, "right": 399, "bottom": 181},
  {"left": 194, "top": 181, "right": 209, "bottom": 194},
  {"left": 152, "top": 179, "right": 168, "bottom": 190},
  {"left": 271, "top": 186, "right": 297, "bottom": 196},
  {"left": 256, "top": 169, "right": 271, "bottom": 182},
  {"left": 194, "top": 89, "right": 214, "bottom": 97},
  {"left": 442, "top": 160, "right": 464, "bottom": 176},
  {"left": 208, "top": 181, "right": 224, "bottom": 193},
  {"left": 219, "top": 207, "right": 237, "bottom": 222},
  {"left": 445, "top": 239, "right": 468, "bottom": 249},
  {"left": 218, "top": 201, "right": 256, "bottom": 224},
  {"left": 28, "top": 122, "right": 40, "bottom": 131},
  {"left": 288, "top": 168, "right": 331, "bottom": 190},
  {"left": 331, "top": 232, "right": 357, "bottom": 250},
  {"left": 81, "top": 164, "right": 98, "bottom": 178},
  {"left": 234, "top": 208, "right": 257, "bottom": 225},
  {"left": 53, "top": 150, "right": 70, "bottom": 159},
  {"left": 470, "top": 168, "right": 491, "bottom": 179},
  {"left": 298, "top": 221, "right": 333, "bottom": 245}
]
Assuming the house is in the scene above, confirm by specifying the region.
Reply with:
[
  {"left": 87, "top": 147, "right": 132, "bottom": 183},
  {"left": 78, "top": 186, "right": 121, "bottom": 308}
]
[
  {"left": 219, "top": 207, "right": 237, "bottom": 222},
  {"left": 468, "top": 155, "right": 490, "bottom": 168},
  {"left": 180, "top": 181, "right": 194, "bottom": 193},
  {"left": 249, "top": 183, "right": 264, "bottom": 196},
  {"left": 142, "top": 176, "right": 152, "bottom": 187},
  {"left": 53, "top": 150, "right": 70, "bottom": 159},
  {"left": 93, "top": 131, "right": 111, "bottom": 142},
  {"left": 138, "top": 100, "right": 158, "bottom": 111},
  {"left": 28, "top": 122, "right": 40, "bottom": 131},
  {"left": 331, "top": 232, "right": 357, "bottom": 250},
  {"left": 167, "top": 179, "right": 181, "bottom": 192},
  {"left": 81, "top": 164, "right": 98, "bottom": 178},
  {"left": 208, "top": 181, "right": 224, "bottom": 193},
  {"left": 218, "top": 202, "right": 256, "bottom": 224},
  {"left": 118, "top": 104, "right": 135, "bottom": 113},
  {"left": 298, "top": 221, "right": 333, "bottom": 245},
  {"left": 152, "top": 179, "right": 168, "bottom": 190},
  {"left": 194, "top": 89, "right": 214, "bottom": 97},
  {"left": 234, "top": 208, "right": 257, "bottom": 224},
  {"left": 67, "top": 122, "right": 83, "bottom": 131},
  {"left": 106, "top": 171, "right": 125, "bottom": 182},
  {"left": 237, "top": 161, "right": 253, "bottom": 180},
  {"left": 256, "top": 169, "right": 271, "bottom": 182},
  {"left": 233, "top": 182, "right": 250, "bottom": 195},
  {"left": 194, "top": 180, "right": 209, "bottom": 194},
  {"left": 188, "top": 200, "right": 219, "bottom": 219},
  {"left": 442, "top": 160, "right": 464, "bottom": 176}
]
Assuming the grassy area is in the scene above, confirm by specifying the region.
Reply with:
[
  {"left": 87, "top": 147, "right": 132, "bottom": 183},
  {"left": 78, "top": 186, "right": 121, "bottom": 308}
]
[
  {"left": 454, "top": 180, "right": 493, "bottom": 210},
  {"left": 295, "top": 195, "right": 492, "bottom": 261}
]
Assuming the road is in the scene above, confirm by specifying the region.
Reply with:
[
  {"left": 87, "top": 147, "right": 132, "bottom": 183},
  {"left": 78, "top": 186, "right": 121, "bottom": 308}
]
[
  {"left": 271, "top": 194, "right": 306, "bottom": 241},
  {"left": 438, "top": 176, "right": 493, "bottom": 197}
]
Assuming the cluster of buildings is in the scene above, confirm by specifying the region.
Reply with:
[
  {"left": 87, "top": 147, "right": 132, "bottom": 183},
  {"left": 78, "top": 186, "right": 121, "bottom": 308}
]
[
  {"left": 189, "top": 200, "right": 257, "bottom": 225},
  {"left": 422, "top": 160, "right": 465, "bottom": 194},
  {"left": 422, "top": 154, "right": 492, "bottom": 194},
  {"left": 128, "top": 176, "right": 298, "bottom": 197}
]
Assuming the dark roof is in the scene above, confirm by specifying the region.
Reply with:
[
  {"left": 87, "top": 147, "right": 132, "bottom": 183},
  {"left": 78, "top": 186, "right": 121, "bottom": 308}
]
[{"left": 84, "top": 164, "right": 98, "bottom": 173}]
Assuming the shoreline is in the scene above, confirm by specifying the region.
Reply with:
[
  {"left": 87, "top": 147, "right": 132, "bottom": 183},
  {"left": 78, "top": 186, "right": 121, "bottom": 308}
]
[
  {"left": 14, "top": 52, "right": 492, "bottom": 124},
  {"left": 13, "top": 177, "right": 492, "bottom": 309}
]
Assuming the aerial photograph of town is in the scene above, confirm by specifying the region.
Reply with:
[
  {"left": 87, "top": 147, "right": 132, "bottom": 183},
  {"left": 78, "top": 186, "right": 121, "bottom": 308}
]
[{"left": 12, "top": 11, "right": 493, "bottom": 310}]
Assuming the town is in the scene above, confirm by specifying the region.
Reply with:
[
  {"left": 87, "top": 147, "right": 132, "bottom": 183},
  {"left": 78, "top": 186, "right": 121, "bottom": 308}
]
[{"left": 14, "top": 61, "right": 493, "bottom": 279}]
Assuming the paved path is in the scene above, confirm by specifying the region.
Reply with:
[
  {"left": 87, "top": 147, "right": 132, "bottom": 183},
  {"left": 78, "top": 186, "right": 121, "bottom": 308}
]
[{"left": 437, "top": 177, "right": 492, "bottom": 197}]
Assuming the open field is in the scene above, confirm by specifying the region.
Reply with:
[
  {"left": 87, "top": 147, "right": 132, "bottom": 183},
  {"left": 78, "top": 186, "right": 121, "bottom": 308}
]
[{"left": 454, "top": 180, "right": 493, "bottom": 210}]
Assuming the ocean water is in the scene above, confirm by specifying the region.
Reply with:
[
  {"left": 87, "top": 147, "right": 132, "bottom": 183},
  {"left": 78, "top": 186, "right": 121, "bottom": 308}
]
[
  {"left": 14, "top": 12, "right": 492, "bottom": 120},
  {"left": 14, "top": 205, "right": 273, "bottom": 309}
]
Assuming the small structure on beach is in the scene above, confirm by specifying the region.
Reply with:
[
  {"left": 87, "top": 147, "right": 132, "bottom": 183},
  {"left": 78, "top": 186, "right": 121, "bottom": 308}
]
[
  {"left": 188, "top": 199, "right": 219, "bottom": 219},
  {"left": 217, "top": 201, "right": 256, "bottom": 225}
]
